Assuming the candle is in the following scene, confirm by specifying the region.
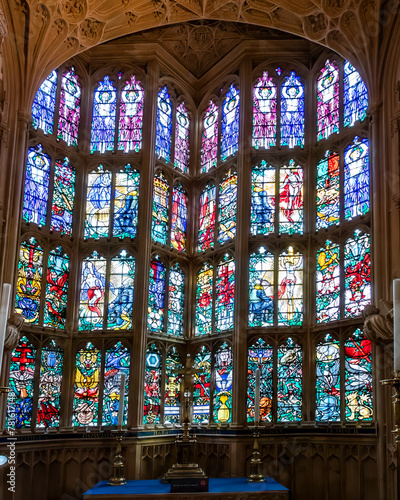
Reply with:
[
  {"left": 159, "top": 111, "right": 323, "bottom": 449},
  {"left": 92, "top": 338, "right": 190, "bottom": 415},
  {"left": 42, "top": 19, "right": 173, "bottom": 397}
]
[
  {"left": 254, "top": 368, "right": 260, "bottom": 424},
  {"left": 117, "top": 374, "right": 126, "bottom": 428},
  {"left": 0, "top": 284, "right": 11, "bottom": 373},
  {"left": 394, "top": 280, "right": 400, "bottom": 372}
]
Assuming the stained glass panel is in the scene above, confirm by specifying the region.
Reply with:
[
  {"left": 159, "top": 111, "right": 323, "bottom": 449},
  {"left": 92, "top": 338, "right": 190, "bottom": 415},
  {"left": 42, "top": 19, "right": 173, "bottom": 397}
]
[
  {"left": 316, "top": 151, "right": 340, "bottom": 230},
  {"left": 155, "top": 86, "right": 172, "bottom": 162},
  {"left": 344, "top": 61, "right": 368, "bottom": 128},
  {"left": 32, "top": 70, "right": 57, "bottom": 135},
  {"left": 37, "top": 341, "right": 63, "bottom": 428},
  {"left": 113, "top": 165, "right": 140, "bottom": 239},
  {"left": 198, "top": 183, "right": 216, "bottom": 252},
  {"left": 316, "top": 241, "right": 340, "bottom": 323},
  {"left": 279, "top": 162, "right": 303, "bottom": 234},
  {"left": 317, "top": 60, "right": 339, "bottom": 141},
  {"left": 316, "top": 335, "right": 340, "bottom": 421},
  {"left": 164, "top": 348, "right": 181, "bottom": 424},
  {"left": 44, "top": 246, "right": 69, "bottom": 329},
  {"left": 50, "top": 158, "right": 75, "bottom": 235},
  {"left": 249, "top": 248, "right": 274, "bottom": 327},
  {"left": 108, "top": 251, "right": 135, "bottom": 330},
  {"left": 277, "top": 338, "right": 302, "bottom": 421},
  {"left": 58, "top": 68, "right": 81, "bottom": 146},
  {"left": 216, "top": 254, "right": 235, "bottom": 332},
  {"left": 193, "top": 346, "right": 211, "bottom": 424},
  {"left": 174, "top": 102, "right": 190, "bottom": 172},
  {"left": 201, "top": 101, "right": 218, "bottom": 173},
  {"left": 251, "top": 161, "right": 276, "bottom": 235},
  {"left": 171, "top": 183, "right": 187, "bottom": 252},
  {"left": 195, "top": 262, "right": 213, "bottom": 336},
  {"left": 281, "top": 71, "right": 304, "bottom": 148},
  {"left": 253, "top": 72, "right": 277, "bottom": 150},
  {"left": 221, "top": 84, "right": 240, "bottom": 160},
  {"left": 218, "top": 171, "right": 237, "bottom": 244},
  {"left": 278, "top": 247, "right": 303, "bottom": 326},
  {"left": 79, "top": 252, "right": 106, "bottom": 330},
  {"left": 148, "top": 257, "right": 166, "bottom": 332},
  {"left": 103, "top": 342, "right": 130, "bottom": 426},
  {"left": 167, "top": 263, "right": 184, "bottom": 337},
  {"left": 344, "top": 137, "right": 369, "bottom": 220},
  {"left": 84, "top": 166, "right": 112, "bottom": 239},
  {"left": 90, "top": 76, "right": 117, "bottom": 153},
  {"left": 151, "top": 172, "right": 169, "bottom": 245},
  {"left": 213, "top": 343, "right": 233, "bottom": 424},
  {"left": 247, "top": 339, "right": 273, "bottom": 422},
  {"left": 144, "top": 345, "right": 162, "bottom": 425},
  {"left": 118, "top": 75, "right": 144, "bottom": 153}
]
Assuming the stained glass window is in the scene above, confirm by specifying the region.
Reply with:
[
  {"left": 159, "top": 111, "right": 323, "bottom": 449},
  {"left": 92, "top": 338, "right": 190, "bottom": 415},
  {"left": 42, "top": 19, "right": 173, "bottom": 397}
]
[
  {"left": 32, "top": 70, "right": 57, "bottom": 135},
  {"left": 218, "top": 170, "right": 237, "bottom": 244},
  {"left": 103, "top": 342, "right": 130, "bottom": 426},
  {"left": 201, "top": 101, "right": 218, "bottom": 173},
  {"left": 316, "top": 241, "right": 340, "bottom": 323},
  {"left": 73, "top": 343, "right": 101, "bottom": 426},
  {"left": 344, "top": 231, "right": 371, "bottom": 318},
  {"left": 79, "top": 252, "right": 106, "bottom": 330},
  {"left": 151, "top": 172, "right": 169, "bottom": 245},
  {"left": 253, "top": 72, "right": 277, "bottom": 150},
  {"left": 251, "top": 161, "right": 276, "bottom": 235},
  {"left": 278, "top": 247, "right": 303, "bottom": 326},
  {"left": 249, "top": 248, "right": 274, "bottom": 327},
  {"left": 316, "top": 335, "right": 340, "bottom": 422},
  {"left": 90, "top": 76, "right": 117, "bottom": 153},
  {"left": 44, "top": 247, "right": 69, "bottom": 329},
  {"left": 281, "top": 71, "right": 304, "bottom": 148},
  {"left": 15, "top": 238, "right": 43, "bottom": 325},
  {"left": 193, "top": 346, "right": 211, "bottom": 424},
  {"left": 22, "top": 145, "right": 51, "bottom": 227},
  {"left": 148, "top": 257, "right": 166, "bottom": 332},
  {"left": 144, "top": 344, "right": 162, "bottom": 425},
  {"left": 221, "top": 84, "right": 240, "bottom": 160},
  {"left": 345, "top": 329, "right": 373, "bottom": 421},
  {"left": 50, "top": 158, "right": 75, "bottom": 235},
  {"left": 247, "top": 339, "right": 273, "bottom": 423},
  {"left": 108, "top": 251, "right": 135, "bottom": 330},
  {"left": 118, "top": 75, "right": 144, "bottom": 153},
  {"left": 213, "top": 342, "right": 233, "bottom": 424},
  {"left": 164, "top": 348, "right": 181, "bottom": 424},
  {"left": 344, "top": 61, "right": 368, "bottom": 128},
  {"left": 6, "top": 336, "right": 36, "bottom": 429},
  {"left": 171, "top": 183, "right": 187, "bottom": 252},
  {"left": 198, "top": 183, "right": 216, "bottom": 252},
  {"left": 279, "top": 161, "right": 303, "bottom": 234},
  {"left": 167, "top": 263, "right": 184, "bottom": 337},
  {"left": 277, "top": 338, "right": 302, "bottom": 421},
  {"left": 113, "top": 165, "right": 140, "bottom": 239},
  {"left": 37, "top": 341, "right": 63, "bottom": 428},
  {"left": 174, "top": 102, "right": 190, "bottom": 172},
  {"left": 155, "top": 86, "right": 173, "bottom": 162},
  {"left": 344, "top": 137, "right": 369, "bottom": 220},
  {"left": 84, "top": 166, "right": 112, "bottom": 239},
  {"left": 216, "top": 254, "right": 235, "bottom": 332},
  {"left": 195, "top": 262, "right": 213, "bottom": 336},
  {"left": 58, "top": 67, "right": 81, "bottom": 146},
  {"left": 316, "top": 151, "right": 340, "bottom": 230},
  {"left": 317, "top": 60, "right": 339, "bottom": 141}
]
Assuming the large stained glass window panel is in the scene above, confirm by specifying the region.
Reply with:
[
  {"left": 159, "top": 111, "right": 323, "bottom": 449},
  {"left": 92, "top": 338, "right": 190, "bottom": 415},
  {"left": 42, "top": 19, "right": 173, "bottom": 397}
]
[
  {"left": 79, "top": 252, "right": 106, "bottom": 330},
  {"left": 213, "top": 343, "right": 233, "bottom": 424},
  {"left": 344, "top": 137, "right": 369, "bottom": 220},
  {"left": 253, "top": 72, "right": 277, "bottom": 150},
  {"left": 118, "top": 75, "right": 144, "bottom": 153},
  {"left": 316, "top": 151, "right": 340, "bottom": 230},
  {"left": 279, "top": 162, "right": 303, "bottom": 234},
  {"left": 193, "top": 346, "right": 211, "bottom": 424},
  {"left": 50, "top": 158, "right": 75, "bottom": 235},
  {"left": 174, "top": 102, "right": 190, "bottom": 172},
  {"left": 84, "top": 166, "right": 112, "bottom": 239},
  {"left": 103, "top": 342, "right": 130, "bottom": 426},
  {"left": 221, "top": 84, "right": 240, "bottom": 160},
  {"left": 113, "top": 166, "right": 140, "bottom": 239},
  {"left": 37, "top": 342, "right": 63, "bottom": 428},
  {"left": 218, "top": 171, "right": 237, "bottom": 244},
  {"left": 32, "top": 70, "right": 57, "bottom": 135},
  {"left": 316, "top": 335, "right": 340, "bottom": 421},
  {"left": 171, "top": 183, "right": 187, "bottom": 252},
  {"left": 198, "top": 183, "right": 216, "bottom": 252},
  {"left": 344, "top": 61, "right": 368, "bottom": 128},
  {"left": 216, "top": 255, "right": 235, "bottom": 332},
  {"left": 249, "top": 248, "right": 274, "bottom": 327},
  {"left": 277, "top": 338, "right": 302, "bottom": 421},
  {"left": 151, "top": 172, "right": 169, "bottom": 245},
  {"left": 195, "top": 263, "right": 213, "bottom": 336},
  {"left": 148, "top": 257, "right": 166, "bottom": 332},
  {"left": 90, "top": 76, "right": 117, "bottom": 153},
  {"left": 316, "top": 241, "right": 340, "bottom": 323},
  {"left": 201, "top": 101, "right": 218, "bottom": 173},
  {"left": 44, "top": 247, "right": 69, "bottom": 329},
  {"left": 247, "top": 339, "right": 273, "bottom": 422},
  {"left": 317, "top": 60, "right": 339, "bottom": 141},
  {"left": 280, "top": 71, "right": 304, "bottom": 148},
  {"left": 58, "top": 68, "right": 81, "bottom": 146},
  {"left": 108, "top": 251, "right": 135, "bottom": 330},
  {"left": 164, "top": 348, "right": 181, "bottom": 424},
  {"left": 278, "top": 247, "right": 303, "bottom": 326},
  {"left": 155, "top": 86, "right": 172, "bottom": 162},
  {"left": 251, "top": 161, "right": 276, "bottom": 235},
  {"left": 144, "top": 345, "right": 162, "bottom": 425},
  {"left": 167, "top": 263, "right": 184, "bottom": 337}
]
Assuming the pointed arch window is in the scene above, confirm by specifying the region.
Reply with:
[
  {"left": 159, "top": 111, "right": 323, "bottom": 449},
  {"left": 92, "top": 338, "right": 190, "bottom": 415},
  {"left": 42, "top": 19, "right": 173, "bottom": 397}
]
[
  {"left": 215, "top": 254, "right": 235, "bottom": 332},
  {"left": 118, "top": 75, "right": 144, "bottom": 153},
  {"left": 44, "top": 247, "right": 69, "bottom": 329},
  {"left": 171, "top": 183, "right": 187, "bottom": 252},
  {"left": 148, "top": 257, "right": 166, "bottom": 332},
  {"left": 221, "top": 84, "right": 240, "bottom": 160},
  {"left": 193, "top": 346, "right": 211, "bottom": 424},
  {"left": 164, "top": 347, "right": 182, "bottom": 424},
  {"left": 251, "top": 161, "right": 276, "bottom": 235},
  {"left": 248, "top": 247, "right": 274, "bottom": 327},
  {"left": 195, "top": 262, "right": 213, "bottom": 337},
  {"left": 37, "top": 341, "right": 63, "bottom": 428},
  {"left": 167, "top": 263, "right": 185, "bottom": 337},
  {"left": 58, "top": 67, "right": 81, "bottom": 146},
  {"left": 151, "top": 171, "right": 169, "bottom": 245},
  {"left": 32, "top": 70, "right": 57, "bottom": 135},
  {"left": 79, "top": 252, "right": 107, "bottom": 330},
  {"left": 280, "top": 71, "right": 304, "bottom": 148},
  {"left": 278, "top": 247, "right": 303, "bottom": 326},
  {"left": 23, "top": 145, "right": 51, "bottom": 227},
  {"left": 144, "top": 344, "right": 162, "bottom": 425},
  {"left": 253, "top": 72, "right": 277, "bottom": 150},
  {"left": 277, "top": 338, "right": 302, "bottom": 421},
  {"left": 218, "top": 170, "right": 237, "bottom": 244},
  {"left": 85, "top": 166, "right": 112, "bottom": 239},
  {"left": 316, "top": 151, "right": 340, "bottom": 230},
  {"left": 317, "top": 60, "right": 339, "bottom": 141},
  {"left": 247, "top": 339, "right": 273, "bottom": 422},
  {"left": 344, "top": 137, "right": 369, "bottom": 220},
  {"left": 51, "top": 158, "right": 75, "bottom": 235},
  {"left": 344, "top": 61, "right": 368, "bottom": 128},
  {"left": 198, "top": 183, "right": 216, "bottom": 252},
  {"left": 201, "top": 101, "right": 219, "bottom": 173},
  {"left": 156, "top": 86, "right": 173, "bottom": 162},
  {"left": 316, "top": 241, "right": 340, "bottom": 323},
  {"left": 90, "top": 76, "right": 117, "bottom": 153},
  {"left": 316, "top": 334, "right": 340, "bottom": 422},
  {"left": 213, "top": 342, "right": 233, "bottom": 424},
  {"left": 108, "top": 251, "right": 135, "bottom": 330},
  {"left": 174, "top": 102, "right": 190, "bottom": 172}
]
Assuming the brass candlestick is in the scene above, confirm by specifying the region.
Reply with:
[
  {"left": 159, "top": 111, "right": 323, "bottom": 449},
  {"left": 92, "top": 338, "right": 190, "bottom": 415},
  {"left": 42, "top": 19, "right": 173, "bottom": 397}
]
[
  {"left": 108, "top": 428, "right": 126, "bottom": 486},
  {"left": 247, "top": 423, "right": 264, "bottom": 483}
]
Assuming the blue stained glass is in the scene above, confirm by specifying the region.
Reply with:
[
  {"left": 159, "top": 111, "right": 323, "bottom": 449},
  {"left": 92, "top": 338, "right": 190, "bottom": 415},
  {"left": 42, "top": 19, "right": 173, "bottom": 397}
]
[
  {"left": 280, "top": 71, "right": 304, "bottom": 148},
  {"left": 151, "top": 172, "right": 169, "bottom": 245},
  {"left": 113, "top": 165, "right": 140, "bottom": 239},
  {"left": 32, "top": 70, "right": 57, "bottom": 135},
  {"left": 50, "top": 158, "right": 75, "bottom": 235},
  {"left": 344, "top": 61, "right": 368, "bottom": 128},
  {"left": 249, "top": 248, "right": 274, "bottom": 327},
  {"left": 148, "top": 257, "right": 166, "bottom": 332},
  {"left": 79, "top": 252, "right": 107, "bottom": 330},
  {"left": 103, "top": 342, "right": 130, "bottom": 426},
  {"left": 90, "top": 76, "right": 117, "bottom": 153},
  {"left": 156, "top": 86, "right": 172, "bottom": 162},
  {"left": 277, "top": 338, "right": 302, "bottom": 421},
  {"left": 84, "top": 166, "right": 112, "bottom": 239},
  {"left": 37, "top": 341, "right": 63, "bottom": 428},
  {"left": 167, "top": 263, "right": 184, "bottom": 337},
  {"left": 218, "top": 170, "right": 237, "bottom": 244},
  {"left": 221, "top": 84, "right": 240, "bottom": 160},
  {"left": 316, "top": 334, "right": 340, "bottom": 422},
  {"left": 344, "top": 137, "right": 369, "bottom": 220},
  {"left": 108, "top": 251, "right": 135, "bottom": 330},
  {"left": 251, "top": 161, "right": 276, "bottom": 235}
]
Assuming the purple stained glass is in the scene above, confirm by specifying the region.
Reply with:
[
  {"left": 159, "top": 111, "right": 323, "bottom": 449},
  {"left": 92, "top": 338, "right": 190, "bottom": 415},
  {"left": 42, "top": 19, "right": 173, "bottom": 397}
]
[
  {"left": 344, "top": 137, "right": 369, "bottom": 220},
  {"left": 32, "top": 70, "right": 57, "bottom": 135},
  {"left": 201, "top": 101, "right": 218, "bottom": 173},
  {"left": 280, "top": 71, "right": 304, "bottom": 148},
  {"left": 253, "top": 72, "right": 277, "bottom": 150},
  {"left": 174, "top": 102, "right": 190, "bottom": 172},
  {"left": 118, "top": 75, "right": 144, "bottom": 153},
  {"left": 50, "top": 158, "right": 75, "bottom": 235},
  {"left": 344, "top": 61, "right": 368, "bottom": 128},
  {"left": 90, "top": 76, "right": 117, "bottom": 153},
  {"left": 221, "top": 84, "right": 240, "bottom": 160},
  {"left": 155, "top": 86, "right": 172, "bottom": 162},
  {"left": 144, "top": 345, "right": 162, "bottom": 425},
  {"left": 317, "top": 60, "right": 339, "bottom": 141},
  {"left": 58, "top": 67, "right": 81, "bottom": 147}
]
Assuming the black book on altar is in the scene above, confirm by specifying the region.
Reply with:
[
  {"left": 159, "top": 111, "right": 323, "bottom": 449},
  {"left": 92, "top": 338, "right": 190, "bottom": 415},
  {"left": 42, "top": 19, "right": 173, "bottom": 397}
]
[{"left": 170, "top": 477, "right": 209, "bottom": 493}]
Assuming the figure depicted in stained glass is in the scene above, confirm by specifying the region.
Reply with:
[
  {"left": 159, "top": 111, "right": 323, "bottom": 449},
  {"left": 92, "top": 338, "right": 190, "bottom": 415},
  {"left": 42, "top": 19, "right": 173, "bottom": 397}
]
[
  {"left": 213, "top": 343, "right": 233, "bottom": 424},
  {"left": 79, "top": 252, "right": 106, "bottom": 330},
  {"left": 155, "top": 86, "right": 173, "bottom": 162},
  {"left": 90, "top": 76, "right": 117, "bottom": 153},
  {"left": 344, "top": 61, "right": 368, "bottom": 128},
  {"left": 193, "top": 346, "right": 211, "bottom": 424},
  {"left": 37, "top": 342, "right": 63, "bottom": 428},
  {"left": 251, "top": 161, "right": 276, "bottom": 235},
  {"left": 279, "top": 162, "right": 303, "bottom": 234},
  {"left": 58, "top": 68, "right": 81, "bottom": 147},
  {"left": 50, "top": 158, "right": 75, "bottom": 235},
  {"left": 44, "top": 247, "right": 69, "bottom": 329},
  {"left": 103, "top": 342, "right": 130, "bottom": 426},
  {"left": 253, "top": 72, "right": 277, "bottom": 150},
  {"left": 144, "top": 345, "right": 162, "bottom": 424},
  {"left": 171, "top": 183, "right": 187, "bottom": 252},
  {"left": 221, "top": 84, "right": 240, "bottom": 160},
  {"left": 195, "top": 262, "right": 213, "bottom": 336},
  {"left": 167, "top": 263, "right": 184, "bottom": 337},
  {"left": 317, "top": 60, "right": 339, "bottom": 141},
  {"left": 277, "top": 338, "right": 302, "bottom": 421},
  {"left": 108, "top": 251, "right": 135, "bottom": 330},
  {"left": 118, "top": 75, "right": 144, "bottom": 153},
  {"left": 201, "top": 101, "right": 218, "bottom": 173},
  {"left": 216, "top": 255, "right": 235, "bottom": 332},
  {"left": 280, "top": 71, "right": 304, "bottom": 148},
  {"left": 113, "top": 165, "right": 140, "bottom": 239},
  {"left": 316, "top": 335, "right": 340, "bottom": 421},
  {"left": 316, "top": 241, "right": 340, "bottom": 323},
  {"left": 22, "top": 145, "right": 51, "bottom": 227},
  {"left": 198, "top": 183, "right": 216, "bottom": 252},
  {"left": 32, "top": 70, "right": 57, "bottom": 135},
  {"left": 278, "top": 247, "right": 303, "bottom": 326},
  {"left": 316, "top": 151, "right": 340, "bottom": 230},
  {"left": 249, "top": 248, "right": 274, "bottom": 327},
  {"left": 84, "top": 166, "right": 112, "bottom": 239},
  {"left": 218, "top": 171, "right": 237, "bottom": 244},
  {"left": 164, "top": 348, "right": 181, "bottom": 424},
  {"left": 148, "top": 257, "right": 166, "bottom": 332},
  {"left": 174, "top": 102, "right": 190, "bottom": 172},
  {"left": 151, "top": 172, "right": 169, "bottom": 245},
  {"left": 344, "top": 137, "right": 369, "bottom": 220},
  {"left": 247, "top": 339, "right": 273, "bottom": 422}
]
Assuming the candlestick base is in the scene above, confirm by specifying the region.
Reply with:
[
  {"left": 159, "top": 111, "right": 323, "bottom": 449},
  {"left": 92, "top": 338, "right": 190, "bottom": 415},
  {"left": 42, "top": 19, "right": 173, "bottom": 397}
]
[
  {"left": 108, "top": 429, "right": 126, "bottom": 486},
  {"left": 0, "top": 387, "right": 10, "bottom": 394},
  {"left": 247, "top": 426, "right": 264, "bottom": 483}
]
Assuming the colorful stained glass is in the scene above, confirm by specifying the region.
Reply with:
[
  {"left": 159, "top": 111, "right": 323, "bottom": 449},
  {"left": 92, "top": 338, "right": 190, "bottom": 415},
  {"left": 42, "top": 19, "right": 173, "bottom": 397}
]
[
  {"left": 345, "top": 329, "right": 373, "bottom": 421},
  {"left": 32, "top": 70, "right": 57, "bottom": 134},
  {"left": 344, "top": 61, "right": 368, "bottom": 128},
  {"left": 84, "top": 166, "right": 112, "bottom": 239},
  {"left": 316, "top": 241, "right": 340, "bottom": 323},
  {"left": 167, "top": 263, "right": 184, "bottom": 337},
  {"left": 344, "top": 137, "right": 369, "bottom": 220},
  {"left": 193, "top": 346, "right": 211, "bottom": 424},
  {"left": 195, "top": 262, "right": 213, "bottom": 336},
  {"left": 44, "top": 247, "right": 69, "bottom": 329},
  {"left": 6, "top": 336, "right": 36, "bottom": 429},
  {"left": 221, "top": 84, "right": 240, "bottom": 160},
  {"left": 73, "top": 343, "right": 101, "bottom": 426},
  {"left": 279, "top": 162, "right": 303, "bottom": 234},
  {"left": 174, "top": 102, "right": 190, "bottom": 172},
  {"left": 50, "top": 158, "right": 75, "bottom": 235},
  {"left": 250, "top": 161, "right": 276, "bottom": 235},
  {"left": 164, "top": 348, "right": 181, "bottom": 424},
  {"left": 277, "top": 338, "right": 302, "bottom": 421},
  {"left": 90, "top": 76, "right": 117, "bottom": 153},
  {"left": 281, "top": 71, "right": 304, "bottom": 148},
  {"left": 201, "top": 101, "right": 218, "bottom": 173},
  {"left": 155, "top": 86, "right": 172, "bottom": 162},
  {"left": 218, "top": 171, "right": 237, "bottom": 244},
  {"left": 103, "top": 342, "right": 130, "bottom": 426},
  {"left": 15, "top": 238, "right": 43, "bottom": 324},
  {"left": 249, "top": 248, "right": 274, "bottom": 327},
  {"left": 58, "top": 67, "right": 81, "bottom": 146},
  {"left": 22, "top": 145, "right": 51, "bottom": 227},
  {"left": 118, "top": 75, "right": 144, "bottom": 153},
  {"left": 213, "top": 343, "right": 233, "bottom": 424},
  {"left": 317, "top": 60, "right": 339, "bottom": 141},
  {"left": 108, "top": 251, "right": 135, "bottom": 330},
  {"left": 278, "top": 247, "right": 303, "bottom": 326},
  {"left": 171, "top": 183, "right": 187, "bottom": 252},
  {"left": 79, "top": 252, "right": 106, "bottom": 330},
  {"left": 316, "top": 151, "right": 340, "bottom": 230},
  {"left": 216, "top": 254, "right": 235, "bottom": 332},
  {"left": 113, "top": 165, "right": 140, "bottom": 239},
  {"left": 198, "top": 183, "right": 216, "bottom": 252},
  {"left": 247, "top": 339, "right": 273, "bottom": 422},
  {"left": 144, "top": 345, "right": 162, "bottom": 425},
  {"left": 253, "top": 72, "right": 276, "bottom": 149},
  {"left": 148, "top": 257, "right": 166, "bottom": 332},
  {"left": 151, "top": 172, "right": 169, "bottom": 245},
  {"left": 316, "top": 335, "right": 340, "bottom": 422},
  {"left": 37, "top": 341, "right": 63, "bottom": 428},
  {"left": 344, "top": 231, "right": 371, "bottom": 318}
]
